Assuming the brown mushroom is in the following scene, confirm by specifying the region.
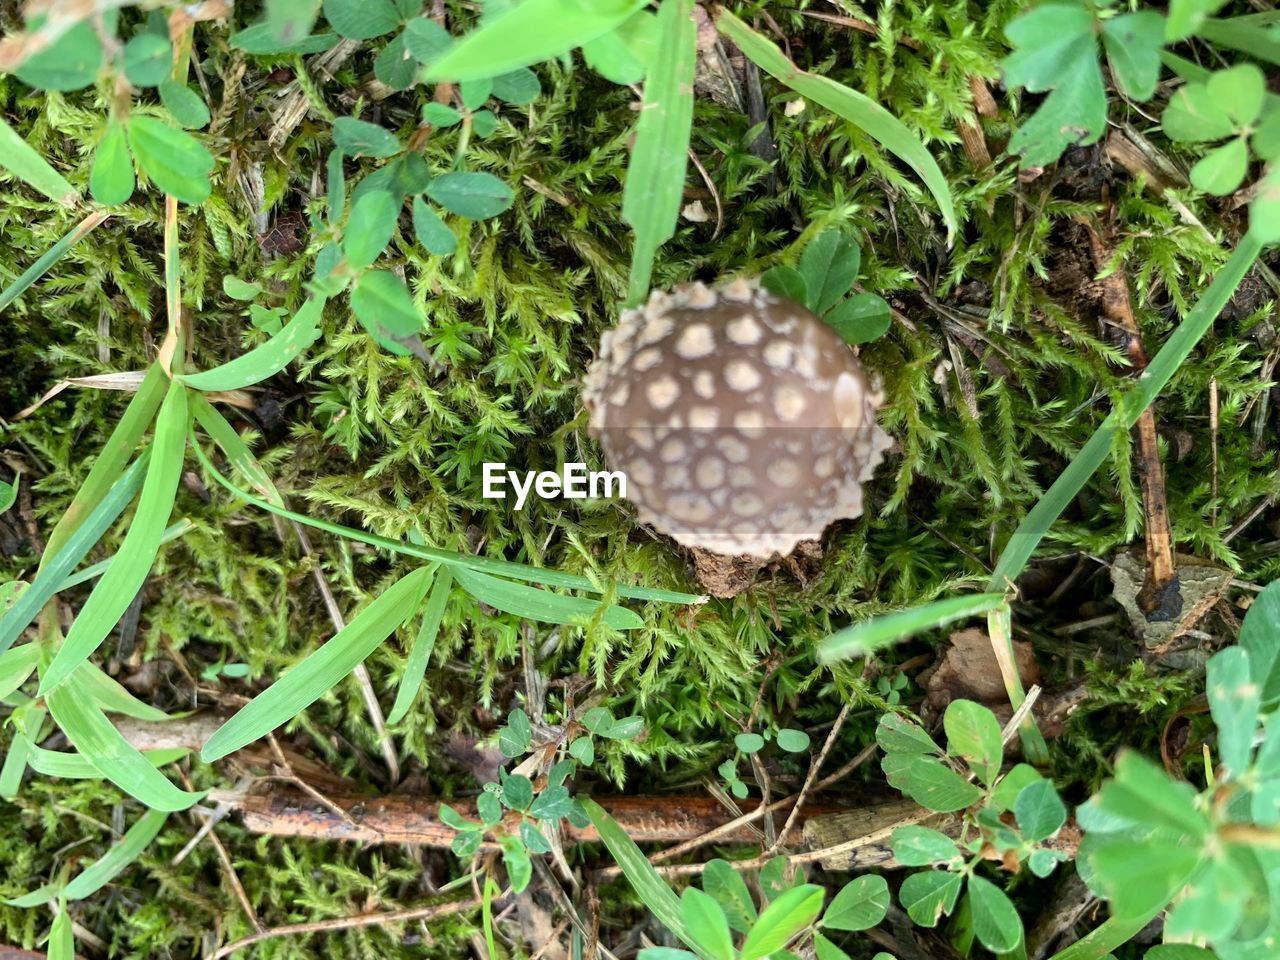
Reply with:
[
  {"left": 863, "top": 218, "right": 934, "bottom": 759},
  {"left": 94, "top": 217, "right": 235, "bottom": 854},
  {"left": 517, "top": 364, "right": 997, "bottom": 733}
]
[{"left": 582, "top": 277, "right": 891, "bottom": 559}]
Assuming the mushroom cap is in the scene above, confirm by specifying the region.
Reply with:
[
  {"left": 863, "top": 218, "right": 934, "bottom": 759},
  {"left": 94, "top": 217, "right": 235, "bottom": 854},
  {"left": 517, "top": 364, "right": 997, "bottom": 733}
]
[{"left": 582, "top": 278, "right": 891, "bottom": 558}]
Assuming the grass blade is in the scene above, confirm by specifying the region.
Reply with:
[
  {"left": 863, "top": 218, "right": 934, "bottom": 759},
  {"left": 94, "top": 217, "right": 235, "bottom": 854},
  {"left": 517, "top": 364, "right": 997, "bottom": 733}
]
[
  {"left": 0, "top": 455, "right": 149, "bottom": 658},
  {"left": 716, "top": 10, "right": 957, "bottom": 244},
  {"left": 53, "top": 521, "right": 193, "bottom": 593},
  {"left": 388, "top": 567, "right": 450, "bottom": 725},
  {"left": 180, "top": 296, "right": 326, "bottom": 391},
  {"left": 48, "top": 909, "right": 73, "bottom": 960},
  {"left": 453, "top": 567, "right": 644, "bottom": 630},
  {"left": 45, "top": 677, "right": 204, "bottom": 811},
  {"left": 189, "top": 435, "right": 704, "bottom": 603},
  {"left": 0, "top": 115, "right": 78, "bottom": 204},
  {"left": 622, "top": 0, "right": 696, "bottom": 306},
  {"left": 201, "top": 566, "right": 433, "bottom": 762},
  {"left": 581, "top": 799, "right": 705, "bottom": 957},
  {"left": 818, "top": 593, "right": 1008, "bottom": 662},
  {"left": 0, "top": 210, "right": 108, "bottom": 315},
  {"left": 189, "top": 393, "right": 283, "bottom": 505},
  {"left": 75, "top": 662, "right": 170, "bottom": 722},
  {"left": 24, "top": 742, "right": 188, "bottom": 779},
  {"left": 40, "top": 361, "right": 168, "bottom": 570},
  {"left": 0, "top": 644, "right": 40, "bottom": 700},
  {"left": 986, "top": 233, "right": 1264, "bottom": 590},
  {"left": 41, "top": 380, "right": 188, "bottom": 694},
  {"left": 424, "top": 0, "right": 648, "bottom": 82},
  {"left": 63, "top": 809, "right": 169, "bottom": 900}
]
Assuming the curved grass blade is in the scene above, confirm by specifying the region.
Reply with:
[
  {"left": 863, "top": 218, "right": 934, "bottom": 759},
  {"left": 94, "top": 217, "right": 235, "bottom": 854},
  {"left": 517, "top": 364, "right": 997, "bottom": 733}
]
[
  {"left": 0, "top": 210, "right": 109, "bottom": 314},
  {"left": 180, "top": 296, "right": 325, "bottom": 392},
  {"left": 454, "top": 566, "right": 644, "bottom": 630},
  {"left": 388, "top": 566, "right": 450, "bottom": 725},
  {"left": 716, "top": 10, "right": 957, "bottom": 244},
  {"left": 189, "top": 393, "right": 283, "bottom": 505},
  {"left": 54, "top": 521, "right": 192, "bottom": 593},
  {"left": 41, "top": 380, "right": 188, "bottom": 695},
  {"left": 424, "top": 0, "right": 647, "bottom": 82},
  {"left": 0, "top": 115, "right": 78, "bottom": 205},
  {"left": 189, "top": 435, "right": 703, "bottom": 604},
  {"left": 40, "top": 361, "right": 168, "bottom": 571},
  {"left": 0, "top": 643, "right": 40, "bottom": 700},
  {"left": 0, "top": 455, "right": 149, "bottom": 658},
  {"left": 201, "top": 566, "right": 433, "bottom": 762},
  {"left": 65, "top": 808, "right": 169, "bottom": 899},
  {"left": 818, "top": 593, "right": 1007, "bottom": 662},
  {"left": 24, "top": 742, "right": 188, "bottom": 779},
  {"left": 48, "top": 909, "right": 73, "bottom": 960},
  {"left": 45, "top": 679, "right": 204, "bottom": 811},
  {"left": 622, "top": 0, "right": 696, "bottom": 306},
  {"left": 75, "top": 662, "right": 170, "bottom": 722}
]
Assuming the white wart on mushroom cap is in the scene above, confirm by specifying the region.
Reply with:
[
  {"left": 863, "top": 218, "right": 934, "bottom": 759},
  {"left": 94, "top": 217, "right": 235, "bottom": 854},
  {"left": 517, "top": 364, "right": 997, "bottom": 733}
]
[{"left": 582, "top": 278, "right": 892, "bottom": 558}]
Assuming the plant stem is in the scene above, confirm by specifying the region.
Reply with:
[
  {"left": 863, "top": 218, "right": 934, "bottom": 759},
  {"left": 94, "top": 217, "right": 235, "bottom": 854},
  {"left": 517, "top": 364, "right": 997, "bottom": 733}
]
[{"left": 0, "top": 210, "right": 108, "bottom": 315}]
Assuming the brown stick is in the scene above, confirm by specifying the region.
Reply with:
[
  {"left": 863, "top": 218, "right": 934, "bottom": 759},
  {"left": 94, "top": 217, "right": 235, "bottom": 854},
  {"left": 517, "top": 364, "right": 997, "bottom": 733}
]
[{"left": 1077, "top": 216, "right": 1180, "bottom": 620}]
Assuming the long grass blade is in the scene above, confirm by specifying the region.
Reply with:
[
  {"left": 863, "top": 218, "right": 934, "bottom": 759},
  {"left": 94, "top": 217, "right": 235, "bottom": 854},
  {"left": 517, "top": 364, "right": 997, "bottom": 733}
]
[
  {"left": 0, "top": 115, "right": 78, "bottom": 205},
  {"left": 387, "top": 566, "right": 450, "bottom": 725},
  {"left": 64, "top": 809, "right": 169, "bottom": 900},
  {"left": 818, "top": 593, "right": 1008, "bottom": 662},
  {"left": 75, "top": 662, "right": 170, "bottom": 722},
  {"left": 0, "top": 210, "right": 108, "bottom": 315},
  {"left": 622, "top": 0, "right": 696, "bottom": 306},
  {"left": 453, "top": 567, "right": 644, "bottom": 630},
  {"left": 189, "top": 434, "right": 704, "bottom": 603},
  {"left": 180, "top": 296, "right": 326, "bottom": 392},
  {"left": 716, "top": 10, "right": 957, "bottom": 244},
  {"left": 53, "top": 521, "right": 193, "bottom": 592},
  {"left": 189, "top": 393, "right": 283, "bottom": 504},
  {"left": 40, "top": 361, "right": 168, "bottom": 570},
  {"left": 41, "top": 380, "right": 188, "bottom": 694},
  {"left": 201, "top": 566, "right": 433, "bottom": 762},
  {"left": 24, "top": 742, "right": 188, "bottom": 780},
  {"left": 0, "top": 643, "right": 40, "bottom": 700},
  {"left": 0, "top": 455, "right": 149, "bottom": 658},
  {"left": 45, "top": 677, "right": 204, "bottom": 811}
]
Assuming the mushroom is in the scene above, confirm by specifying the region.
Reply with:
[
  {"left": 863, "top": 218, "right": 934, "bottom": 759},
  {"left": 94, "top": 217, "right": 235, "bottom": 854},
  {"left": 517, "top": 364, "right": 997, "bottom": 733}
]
[{"left": 582, "top": 277, "right": 891, "bottom": 559}]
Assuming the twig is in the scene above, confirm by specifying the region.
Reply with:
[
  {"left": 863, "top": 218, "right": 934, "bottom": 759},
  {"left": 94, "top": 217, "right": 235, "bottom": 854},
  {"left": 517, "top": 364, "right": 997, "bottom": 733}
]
[
  {"left": 177, "top": 771, "right": 263, "bottom": 934},
  {"left": 769, "top": 702, "right": 851, "bottom": 856}
]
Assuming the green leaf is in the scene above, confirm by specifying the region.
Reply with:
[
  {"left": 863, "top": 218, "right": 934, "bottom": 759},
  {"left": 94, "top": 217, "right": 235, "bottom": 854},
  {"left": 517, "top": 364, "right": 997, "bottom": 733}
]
[
  {"left": 1163, "top": 857, "right": 1245, "bottom": 942},
  {"left": 222, "top": 275, "right": 261, "bottom": 301},
  {"left": 0, "top": 475, "right": 16, "bottom": 515},
  {"left": 183, "top": 297, "right": 325, "bottom": 391},
  {"left": 201, "top": 567, "right": 432, "bottom": 761},
  {"left": 375, "top": 32, "right": 417, "bottom": 91},
  {"left": 1241, "top": 581, "right": 1280, "bottom": 707},
  {"left": 891, "top": 825, "right": 961, "bottom": 866},
  {"left": 1089, "top": 840, "right": 1202, "bottom": 920},
  {"left": 126, "top": 116, "right": 213, "bottom": 204},
  {"left": 1163, "top": 83, "right": 1236, "bottom": 143},
  {"left": 122, "top": 34, "right": 172, "bottom": 88},
  {"left": 90, "top": 121, "right": 135, "bottom": 206},
  {"left": 639, "top": 951, "right": 699, "bottom": 960},
  {"left": 605, "top": 715, "right": 644, "bottom": 740},
  {"left": 424, "top": 103, "right": 463, "bottom": 127},
  {"left": 14, "top": 21, "right": 103, "bottom": 92},
  {"left": 24, "top": 743, "right": 187, "bottom": 779},
  {"left": 425, "top": 0, "right": 647, "bottom": 81},
  {"left": 1100, "top": 12, "right": 1164, "bottom": 101},
  {"left": 0, "top": 644, "right": 39, "bottom": 700},
  {"left": 45, "top": 677, "right": 203, "bottom": 810},
  {"left": 1166, "top": 0, "right": 1228, "bottom": 41},
  {"left": 332, "top": 117, "right": 401, "bottom": 158},
  {"left": 583, "top": 707, "right": 614, "bottom": 735},
  {"left": 568, "top": 736, "right": 593, "bottom": 765},
  {"left": 1216, "top": 63, "right": 1268, "bottom": 128},
  {"left": 582, "top": 799, "right": 704, "bottom": 956},
  {"left": 264, "top": 0, "right": 322, "bottom": 46},
  {"left": 582, "top": 11, "right": 658, "bottom": 84},
  {"left": 717, "top": 10, "right": 956, "bottom": 241},
  {"left": 823, "top": 874, "right": 889, "bottom": 931},
  {"left": 504, "top": 773, "right": 534, "bottom": 811},
  {"left": 40, "top": 380, "right": 187, "bottom": 694},
  {"left": 404, "top": 18, "right": 453, "bottom": 65},
  {"left": 477, "top": 791, "right": 502, "bottom": 826},
  {"left": 1190, "top": 137, "right": 1249, "bottom": 196},
  {"left": 824, "top": 293, "right": 891, "bottom": 345},
  {"left": 740, "top": 885, "right": 825, "bottom": 960},
  {"left": 0, "top": 116, "right": 78, "bottom": 205},
  {"left": 799, "top": 230, "right": 861, "bottom": 315},
  {"left": 1096, "top": 751, "right": 1210, "bottom": 838},
  {"left": 519, "top": 821, "right": 552, "bottom": 853},
  {"left": 491, "top": 68, "right": 542, "bottom": 105},
  {"left": 229, "top": 24, "right": 339, "bottom": 54},
  {"left": 499, "top": 708, "right": 533, "bottom": 758},
  {"left": 898, "top": 871, "right": 961, "bottom": 927},
  {"left": 992, "top": 763, "right": 1044, "bottom": 811},
  {"left": 820, "top": 594, "right": 1007, "bottom": 662},
  {"left": 735, "top": 732, "right": 765, "bottom": 754},
  {"left": 529, "top": 784, "right": 575, "bottom": 820},
  {"left": 323, "top": 0, "right": 401, "bottom": 39},
  {"left": 1145, "top": 946, "right": 1219, "bottom": 960},
  {"left": 387, "top": 567, "right": 450, "bottom": 725},
  {"left": 1199, "top": 18, "right": 1280, "bottom": 69},
  {"left": 682, "top": 887, "right": 734, "bottom": 960},
  {"left": 759, "top": 266, "right": 808, "bottom": 305},
  {"left": 76, "top": 661, "right": 169, "bottom": 721},
  {"left": 425, "top": 171, "right": 514, "bottom": 219},
  {"left": 438, "top": 803, "right": 473, "bottom": 831},
  {"left": 776, "top": 729, "right": 810, "bottom": 753},
  {"left": 876, "top": 713, "right": 940, "bottom": 756},
  {"left": 814, "top": 934, "right": 852, "bottom": 960},
  {"left": 452, "top": 566, "right": 643, "bottom": 630},
  {"left": 412, "top": 197, "right": 458, "bottom": 256},
  {"left": 157, "top": 81, "right": 209, "bottom": 130},
  {"left": 1014, "top": 779, "right": 1067, "bottom": 842},
  {"left": 343, "top": 190, "right": 399, "bottom": 269},
  {"left": 48, "top": 909, "right": 73, "bottom": 960},
  {"left": 189, "top": 394, "right": 283, "bottom": 506},
  {"left": 351, "top": 270, "right": 422, "bottom": 354},
  {"left": 702, "top": 859, "right": 757, "bottom": 934},
  {"left": 621, "top": 0, "right": 697, "bottom": 305},
  {"left": 502, "top": 836, "right": 533, "bottom": 892},
  {"left": 63, "top": 809, "right": 168, "bottom": 899},
  {"left": 1028, "top": 848, "right": 1064, "bottom": 877},
  {"left": 1250, "top": 165, "right": 1280, "bottom": 244},
  {"left": 942, "top": 699, "right": 1002, "bottom": 785},
  {"left": 1207, "top": 646, "right": 1261, "bottom": 777},
  {"left": 967, "top": 876, "right": 1023, "bottom": 954},
  {"left": 904, "top": 757, "right": 982, "bottom": 813}
]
